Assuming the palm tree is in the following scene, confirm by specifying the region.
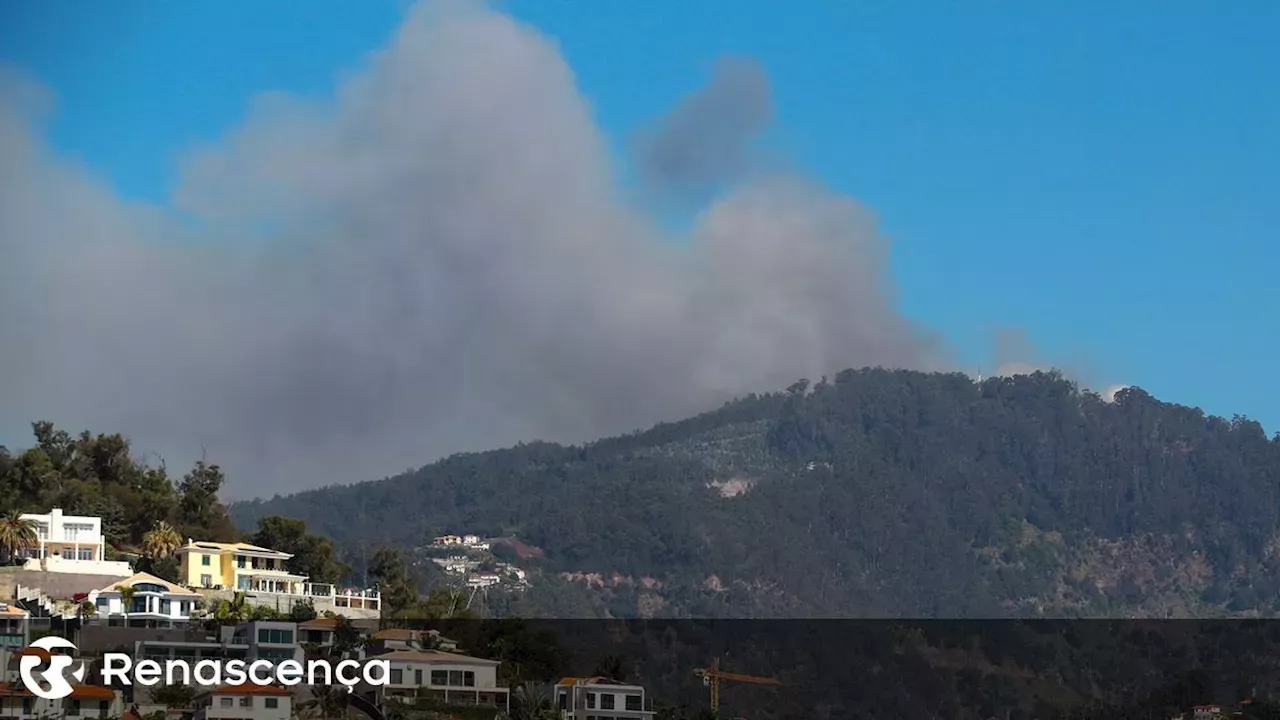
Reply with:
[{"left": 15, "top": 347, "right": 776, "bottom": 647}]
[
  {"left": 0, "top": 510, "right": 38, "bottom": 565},
  {"left": 298, "top": 684, "right": 350, "bottom": 720},
  {"left": 140, "top": 520, "right": 182, "bottom": 559},
  {"left": 212, "top": 591, "right": 249, "bottom": 625},
  {"left": 115, "top": 584, "right": 137, "bottom": 626},
  {"left": 496, "top": 683, "right": 559, "bottom": 720}
]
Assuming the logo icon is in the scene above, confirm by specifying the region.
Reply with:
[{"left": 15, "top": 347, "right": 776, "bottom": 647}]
[{"left": 20, "top": 636, "right": 85, "bottom": 699}]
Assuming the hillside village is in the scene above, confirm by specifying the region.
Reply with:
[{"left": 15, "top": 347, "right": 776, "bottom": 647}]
[
  {"left": 6, "top": 507, "right": 1280, "bottom": 720},
  {"left": 424, "top": 535, "right": 529, "bottom": 592},
  {"left": 1, "top": 506, "right": 661, "bottom": 720}
]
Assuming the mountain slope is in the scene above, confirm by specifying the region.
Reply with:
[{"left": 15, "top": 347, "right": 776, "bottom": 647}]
[{"left": 231, "top": 369, "right": 1280, "bottom": 617}]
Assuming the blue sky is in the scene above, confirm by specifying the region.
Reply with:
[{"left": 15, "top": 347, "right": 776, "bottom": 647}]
[{"left": 2, "top": 0, "right": 1276, "bottom": 434}]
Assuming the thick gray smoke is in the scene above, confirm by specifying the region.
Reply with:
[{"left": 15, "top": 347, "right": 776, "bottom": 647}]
[
  {"left": 0, "top": 0, "right": 942, "bottom": 497},
  {"left": 633, "top": 56, "right": 772, "bottom": 202}
]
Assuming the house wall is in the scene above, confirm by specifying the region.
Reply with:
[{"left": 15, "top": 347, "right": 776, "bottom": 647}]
[
  {"left": 200, "top": 694, "right": 291, "bottom": 720},
  {"left": 558, "top": 684, "right": 650, "bottom": 718},
  {"left": 182, "top": 550, "right": 231, "bottom": 588},
  {"left": 385, "top": 660, "right": 500, "bottom": 689},
  {"left": 4, "top": 572, "right": 131, "bottom": 603},
  {"left": 21, "top": 509, "right": 103, "bottom": 547},
  {"left": 21, "top": 556, "right": 133, "bottom": 576},
  {"left": 195, "top": 588, "right": 380, "bottom": 621},
  {"left": 91, "top": 591, "right": 196, "bottom": 621}
]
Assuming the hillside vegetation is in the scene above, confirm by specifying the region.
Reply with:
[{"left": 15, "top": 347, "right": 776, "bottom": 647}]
[{"left": 229, "top": 369, "right": 1280, "bottom": 618}]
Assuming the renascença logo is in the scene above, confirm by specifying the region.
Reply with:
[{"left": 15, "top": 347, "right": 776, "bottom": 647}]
[
  {"left": 20, "top": 637, "right": 86, "bottom": 699},
  {"left": 21, "top": 638, "right": 390, "bottom": 695}
]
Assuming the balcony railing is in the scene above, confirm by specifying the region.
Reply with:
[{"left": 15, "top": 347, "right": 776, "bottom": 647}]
[{"left": 218, "top": 581, "right": 381, "bottom": 611}]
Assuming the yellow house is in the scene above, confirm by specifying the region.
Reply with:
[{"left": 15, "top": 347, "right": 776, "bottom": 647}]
[{"left": 176, "top": 540, "right": 307, "bottom": 594}]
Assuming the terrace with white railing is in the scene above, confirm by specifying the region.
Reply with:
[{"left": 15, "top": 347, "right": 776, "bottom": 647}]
[{"left": 195, "top": 582, "right": 382, "bottom": 620}]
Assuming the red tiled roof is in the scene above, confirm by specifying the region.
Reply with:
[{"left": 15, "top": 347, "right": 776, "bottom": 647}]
[{"left": 0, "top": 684, "right": 115, "bottom": 699}]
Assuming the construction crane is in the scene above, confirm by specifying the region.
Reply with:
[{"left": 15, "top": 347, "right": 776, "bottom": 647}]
[{"left": 693, "top": 657, "right": 781, "bottom": 715}]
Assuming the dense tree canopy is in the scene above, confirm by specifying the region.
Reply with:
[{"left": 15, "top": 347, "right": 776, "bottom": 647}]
[
  {"left": 0, "top": 422, "right": 240, "bottom": 552},
  {"left": 0, "top": 422, "right": 356, "bottom": 589},
  {"left": 233, "top": 369, "right": 1280, "bottom": 618}
]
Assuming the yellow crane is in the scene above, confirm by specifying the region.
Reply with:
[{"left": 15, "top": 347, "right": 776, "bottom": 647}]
[{"left": 693, "top": 657, "right": 782, "bottom": 715}]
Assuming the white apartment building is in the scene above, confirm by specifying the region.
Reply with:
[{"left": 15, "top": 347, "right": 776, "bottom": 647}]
[
  {"left": 194, "top": 684, "right": 291, "bottom": 720},
  {"left": 88, "top": 572, "right": 201, "bottom": 627},
  {"left": 361, "top": 649, "right": 509, "bottom": 710},
  {"left": 554, "top": 677, "right": 654, "bottom": 720},
  {"left": 18, "top": 508, "right": 132, "bottom": 576}
]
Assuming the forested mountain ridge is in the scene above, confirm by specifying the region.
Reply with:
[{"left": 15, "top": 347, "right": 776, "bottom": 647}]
[{"left": 230, "top": 369, "right": 1280, "bottom": 618}]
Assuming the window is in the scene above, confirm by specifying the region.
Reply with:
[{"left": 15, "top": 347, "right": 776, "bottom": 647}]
[
  {"left": 220, "top": 698, "right": 233, "bottom": 708},
  {"left": 240, "top": 697, "right": 253, "bottom": 708},
  {"left": 36, "top": 522, "right": 48, "bottom": 540},
  {"left": 201, "top": 554, "right": 211, "bottom": 566},
  {"left": 179, "top": 601, "right": 190, "bottom": 615},
  {"left": 431, "top": 670, "right": 447, "bottom": 686},
  {"left": 265, "top": 699, "right": 279, "bottom": 709},
  {"left": 558, "top": 693, "right": 567, "bottom": 710},
  {"left": 134, "top": 583, "right": 169, "bottom": 594},
  {"left": 160, "top": 600, "right": 171, "bottom": 614},
  {"left": 200, "top": 574, "right": 212, "bottom": 587},
  {"left": 257, "top": 628, "right": 294, "bottom": 644},
  {"left": 68, "top": 700, "right": 81, "bottom": 716},
  {"left": 64, "top": 523, "right": 94, "bottom": 541},
  {"left": 238, "top": 576, "right": 252, "bottom": 590},
  {"left": 601, "top": 694, "right": 615, "bottom": 710},
  {"left": 96, "top": 597, "right": 108, "bottom": 609},
  {"left": 99, "top": 700, "right": 109, "bottom": 717},
  {"left": 22, "top": 699, "right": 32, "bottom": 714},
  {"left": 78, "top": 548, "right": 93, "bottom": 560},
  {"left": 237, "top": 556, "right": 246, "bottom": 568},
  {"left": 448, "top": 670, "right": 463, "bottom": 686},
  {"left": 463, "top": 671, "right": 475, "bottom": 687},
  {"left": 414, "top": 670, "right": 422, "bottom": 685},
  {"left": 626, "top": 695, "right": 642, "bottom": 711},
  {"left": 390, "top": 669, "right": 404, "bottom": 684},
  {"left": 587, "top": 693, "right": 596, "bottom": 709}
]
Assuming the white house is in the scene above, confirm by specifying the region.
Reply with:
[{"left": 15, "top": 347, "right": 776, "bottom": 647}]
[
  {"left": 360, "top": 649, "right": 509, "bottom": 710},
  {"left": 18, "top": 508, "right": 133, "bottom": 576},
  {"left": 554, "top": 677, "right": 654, "bottom": 720},
  {"left": 195, "top": 684, "right": 291, "bottom": 720},
  {"left": 88, "top": 572, "right": 201, "bottom": 627}
]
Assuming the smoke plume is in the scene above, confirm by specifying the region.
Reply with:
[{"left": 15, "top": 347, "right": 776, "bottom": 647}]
[
  {"left": 0, "top": 1, "right": 941, "bottom": 496},
  {"left": 633, "top": 56, "right": 773, "bottom": 203}
]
